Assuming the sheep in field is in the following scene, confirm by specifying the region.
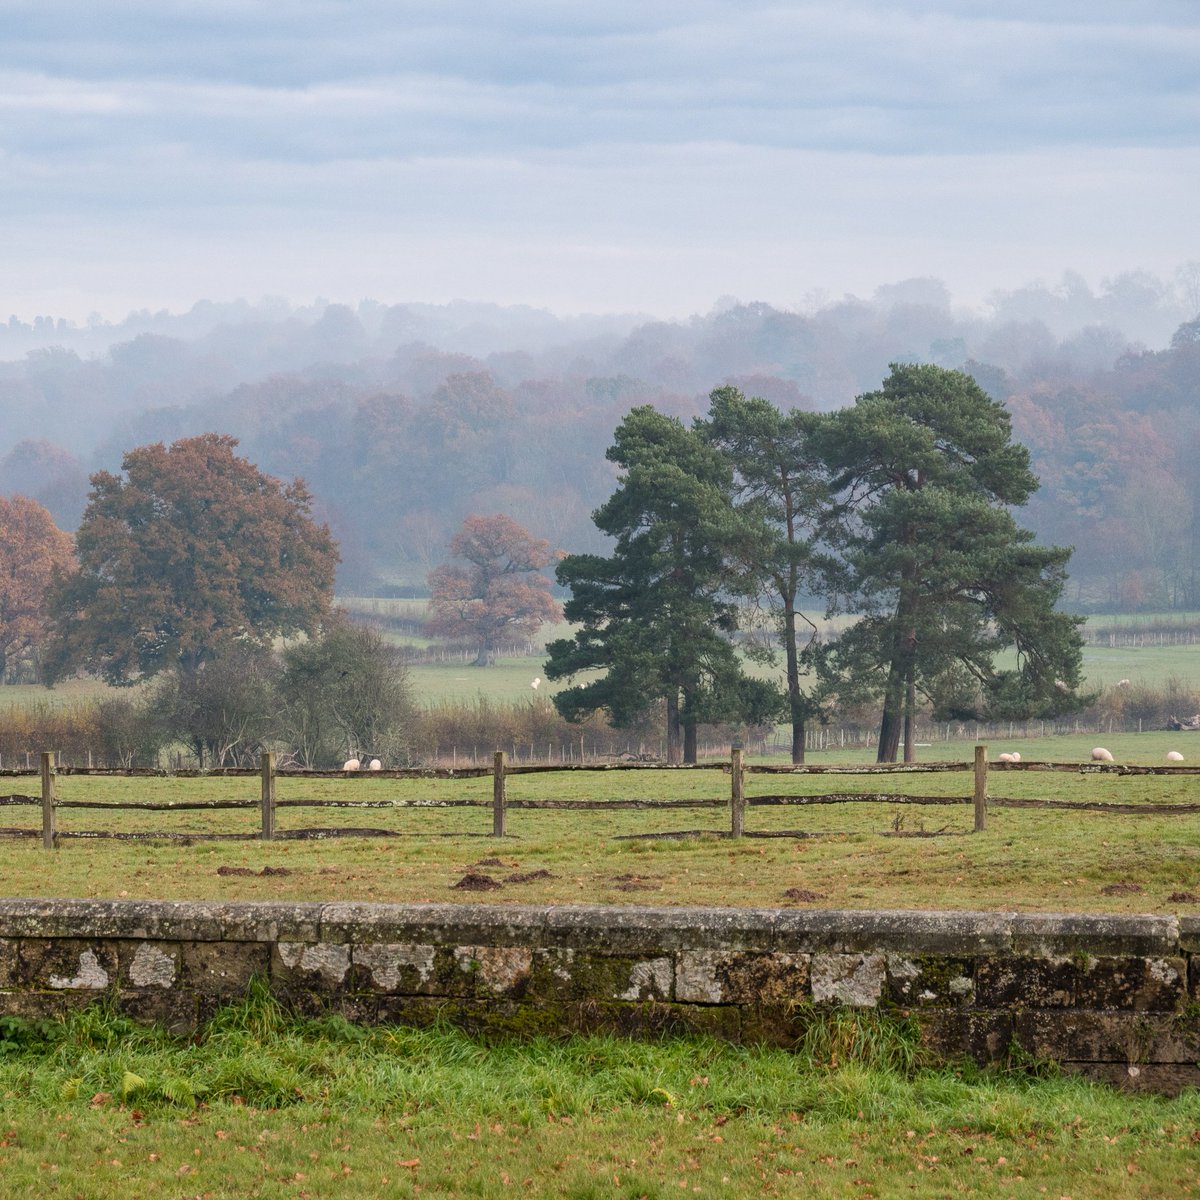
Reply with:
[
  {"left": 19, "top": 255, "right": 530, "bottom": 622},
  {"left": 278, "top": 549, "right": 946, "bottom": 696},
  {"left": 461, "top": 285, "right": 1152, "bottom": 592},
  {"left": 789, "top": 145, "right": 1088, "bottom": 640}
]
[
  {"left": 996, "top": 752, "right": 1016, "bottom": 763},
  {"left": 1167, "top": 751, "right": 1185, "bottom": 762},
  {"left": 1011, "top": 752, "right": 1021, "bottom": 762},
  {"left": 368, "top": 758, "right": 382, "bottom": 770},
  {"left": 1091, "top": 747, "right": 1114, "bottom": 762},
  {"left": 342, "top": 757, "right": 361, "bottom": 771}
]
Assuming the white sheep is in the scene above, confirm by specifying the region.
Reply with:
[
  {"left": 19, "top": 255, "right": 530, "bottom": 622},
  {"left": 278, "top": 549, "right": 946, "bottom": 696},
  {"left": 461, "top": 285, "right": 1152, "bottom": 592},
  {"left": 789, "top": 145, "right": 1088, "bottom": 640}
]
[
  {"left": 368, "top": 758, "right": 382, "bottom": 770},
  {"left": 342, "top": 757, "right": 361, "bottom": 772},
  {"left": 1167, "top": 750, "right": 1185, "bottom": 762},
  {"left": 1011, "top": 752, "right": 1021, "bottom": 762},
  {"left": 996, "top": 752, "right": 1016, "bottom": 763},
  {"left": 1091, "top": 747, "right": 1114, "bottom": 762},
  {"left": 1117, "top": 679, "right": 1131, "bottom": 687}
]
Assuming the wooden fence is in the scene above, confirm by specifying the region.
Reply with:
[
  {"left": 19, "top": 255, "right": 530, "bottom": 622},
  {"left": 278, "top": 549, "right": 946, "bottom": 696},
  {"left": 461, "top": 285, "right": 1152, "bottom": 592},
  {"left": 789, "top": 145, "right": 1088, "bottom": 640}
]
[{"left": 5, "top": 746, "right": 1200, "bottom": 848}]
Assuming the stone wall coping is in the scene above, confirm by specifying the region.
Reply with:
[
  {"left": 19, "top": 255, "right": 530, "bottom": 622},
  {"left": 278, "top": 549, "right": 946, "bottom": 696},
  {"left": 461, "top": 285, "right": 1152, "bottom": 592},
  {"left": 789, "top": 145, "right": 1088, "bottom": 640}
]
[{"left": 0, "top": 898, "right": 1186, "bottom": 957}]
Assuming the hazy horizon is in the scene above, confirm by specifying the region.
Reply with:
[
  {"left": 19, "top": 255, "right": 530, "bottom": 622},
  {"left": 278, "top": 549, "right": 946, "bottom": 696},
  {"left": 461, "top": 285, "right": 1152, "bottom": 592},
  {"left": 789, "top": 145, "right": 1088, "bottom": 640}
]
[{"left": 5, "top": 2, "right": 1197, "bottom": 324}]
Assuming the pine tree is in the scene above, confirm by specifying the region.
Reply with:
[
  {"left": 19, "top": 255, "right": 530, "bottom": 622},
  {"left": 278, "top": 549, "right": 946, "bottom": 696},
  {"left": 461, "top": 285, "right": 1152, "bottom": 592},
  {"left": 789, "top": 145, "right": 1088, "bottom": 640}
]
[
  {"left": 816, "top": 364, "right": 1085, "bottom": 762},
  {"left": 545, "top": 406, "right": 780, "bottom": 764}
]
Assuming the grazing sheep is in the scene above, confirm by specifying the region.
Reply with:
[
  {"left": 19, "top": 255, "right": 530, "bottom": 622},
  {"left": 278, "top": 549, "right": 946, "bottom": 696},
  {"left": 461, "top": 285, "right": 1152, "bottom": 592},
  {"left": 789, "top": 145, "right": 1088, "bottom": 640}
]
[
  {"left": 1091, "top": 747, "right": 1114, "bottom": 762},
  {"left": 1167, "top": 750, "right": 1185, "bottom": 762},
  {"left": 342, "top": 757, "right": 361, "bottom": 772},
  {"left": 368, "top": 758, "right": 382, "bottom": 770},
  {"left": 1117, "top": 679, "right": 1131, "bottom": 687},
  {"left": 1011, "top": 752, "right": 1021, "bottom": 762},
  {"left": 996, "top": 752, "right": 1016, "bottom": 763},
  {"left": 531, "top": 677, "right": 541, "bottom": 690}
]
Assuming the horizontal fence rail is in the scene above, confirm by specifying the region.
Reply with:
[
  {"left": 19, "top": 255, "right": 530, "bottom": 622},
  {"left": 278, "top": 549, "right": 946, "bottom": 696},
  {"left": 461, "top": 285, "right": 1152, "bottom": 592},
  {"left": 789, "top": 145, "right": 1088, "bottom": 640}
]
[{"left": 5, "top": 745, "right": 1200, "bottom": 848}]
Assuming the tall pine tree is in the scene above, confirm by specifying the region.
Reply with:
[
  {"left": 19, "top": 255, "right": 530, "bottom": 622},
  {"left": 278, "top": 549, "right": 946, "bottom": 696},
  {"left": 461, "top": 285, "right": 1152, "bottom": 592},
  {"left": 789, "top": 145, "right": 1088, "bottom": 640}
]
[
  {"left": 815, "top": 364, "right": 1085, "bottom": 762},
  {"left": 545, "top": 406, "right": 780, "bottom": 763}
]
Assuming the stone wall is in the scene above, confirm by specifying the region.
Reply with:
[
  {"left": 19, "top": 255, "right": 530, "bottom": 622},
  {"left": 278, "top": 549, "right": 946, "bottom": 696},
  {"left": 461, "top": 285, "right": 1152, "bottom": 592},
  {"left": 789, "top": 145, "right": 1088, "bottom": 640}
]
[{"left": 1, "top": 899, "right": 1197, "bottom": 1091}]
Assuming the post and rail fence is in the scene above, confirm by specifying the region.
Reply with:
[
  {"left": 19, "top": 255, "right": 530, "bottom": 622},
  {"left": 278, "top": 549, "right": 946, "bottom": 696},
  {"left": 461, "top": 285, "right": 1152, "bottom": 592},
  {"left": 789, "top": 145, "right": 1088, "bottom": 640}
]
[{"left": 4, "top": 745, "right": 1200, "bottom": 848}]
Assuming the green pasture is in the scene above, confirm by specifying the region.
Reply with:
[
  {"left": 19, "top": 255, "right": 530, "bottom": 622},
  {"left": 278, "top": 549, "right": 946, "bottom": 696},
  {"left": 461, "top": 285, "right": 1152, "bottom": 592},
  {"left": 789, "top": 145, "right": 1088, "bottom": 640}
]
[
  {"left": 2, "top": 730, "right": 1200, "bottom": 913},
  {"left": 2, "top": 994, "right": 1198, "bottom": 1199}
]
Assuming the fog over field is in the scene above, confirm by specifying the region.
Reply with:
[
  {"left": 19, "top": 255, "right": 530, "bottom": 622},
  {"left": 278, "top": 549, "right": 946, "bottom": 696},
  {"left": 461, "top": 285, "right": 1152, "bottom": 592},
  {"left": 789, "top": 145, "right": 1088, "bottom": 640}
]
[{"left": 2, "top": 2, "right": 1197, "bottom": 603}]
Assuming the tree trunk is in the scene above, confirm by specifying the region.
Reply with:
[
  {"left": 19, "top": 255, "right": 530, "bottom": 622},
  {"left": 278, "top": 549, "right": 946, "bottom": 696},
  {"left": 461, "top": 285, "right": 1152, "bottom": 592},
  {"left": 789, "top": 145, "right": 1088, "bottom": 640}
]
[
  {"left": 665, "top": 692, "right": 682, "bottom": 764},
  {"left": 683, "top": 720, "right": 698, "bottom": 765},
  {"left": 877, "top": 661, "right": 904, "bottom": 762},
  {"left": 903, "top": 670, "right": 916, "bottom": 763},
  {"left": 783, "top": 604, "right": 805, "bottom": 764}
]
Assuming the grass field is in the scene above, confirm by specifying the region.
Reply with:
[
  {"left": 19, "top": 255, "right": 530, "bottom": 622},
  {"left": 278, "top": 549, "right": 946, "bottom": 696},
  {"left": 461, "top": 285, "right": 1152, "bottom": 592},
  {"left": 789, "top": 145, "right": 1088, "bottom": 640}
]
[
  {"left": 0, "top": 989, "right": 1198, "bottom": 1199},
  {"left": 1, "top": 731, "right": 1199, "bottom": 913}
]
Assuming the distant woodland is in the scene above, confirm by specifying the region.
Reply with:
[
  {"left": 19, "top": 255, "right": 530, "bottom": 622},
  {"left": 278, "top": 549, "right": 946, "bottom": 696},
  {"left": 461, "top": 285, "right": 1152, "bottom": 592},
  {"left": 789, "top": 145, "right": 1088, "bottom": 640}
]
[{"left": 3, "top": 270, "right": 1199, "bottom": 610}]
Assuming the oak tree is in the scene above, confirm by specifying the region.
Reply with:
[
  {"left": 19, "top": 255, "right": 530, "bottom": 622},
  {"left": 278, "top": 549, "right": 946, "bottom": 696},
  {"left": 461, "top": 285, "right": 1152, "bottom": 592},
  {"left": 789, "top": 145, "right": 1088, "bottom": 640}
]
[
  {"left": 44, "top": 433, "right": 338, "bottom": 683},
  {"left": 426, "top": 513, "right": 562, "bottom": 666},
  {"left": 0, "top": 494, "right": 75, "bottom": 681}
]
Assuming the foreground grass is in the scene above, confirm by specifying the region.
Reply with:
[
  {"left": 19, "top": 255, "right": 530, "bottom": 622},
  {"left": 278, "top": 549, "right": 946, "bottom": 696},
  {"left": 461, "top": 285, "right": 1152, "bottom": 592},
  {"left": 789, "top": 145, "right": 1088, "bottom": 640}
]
[
  {"left": 0, "top": 731, "right": 1199, "bottom": 912},
  {"left": 0, "top": 990, "right": 1198, "bottom": 1198}
]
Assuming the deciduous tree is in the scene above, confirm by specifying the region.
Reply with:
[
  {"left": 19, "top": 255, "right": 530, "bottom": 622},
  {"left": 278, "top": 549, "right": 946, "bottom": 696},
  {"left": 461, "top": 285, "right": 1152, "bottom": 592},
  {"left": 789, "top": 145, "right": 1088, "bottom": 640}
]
[
  {"left": 44, "top": 434, "right": 338, "bottom": 683},
  {"left": 427, "top": 514, "right": 562, "bottom": 666},
  {"left": 0, "top": 495, "right": 75, "bottom": 681}
]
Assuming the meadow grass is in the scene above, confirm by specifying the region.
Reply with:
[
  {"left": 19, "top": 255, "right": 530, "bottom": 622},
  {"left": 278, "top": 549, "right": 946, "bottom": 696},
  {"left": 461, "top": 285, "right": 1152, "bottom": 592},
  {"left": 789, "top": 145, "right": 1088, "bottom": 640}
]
[
  {"left": 1, "top": 731, "right": 1199, "bottom": 913},
  {"left": 0, "top": 988, "right": 1197, "bottom": 1198}
]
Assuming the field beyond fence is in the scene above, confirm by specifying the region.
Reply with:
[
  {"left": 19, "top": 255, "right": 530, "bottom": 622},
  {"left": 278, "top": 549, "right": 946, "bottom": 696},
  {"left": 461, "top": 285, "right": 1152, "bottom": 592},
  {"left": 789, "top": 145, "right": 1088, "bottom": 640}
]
[{"left": 6, "top": 745, "right": 1200, "bottom": 842}]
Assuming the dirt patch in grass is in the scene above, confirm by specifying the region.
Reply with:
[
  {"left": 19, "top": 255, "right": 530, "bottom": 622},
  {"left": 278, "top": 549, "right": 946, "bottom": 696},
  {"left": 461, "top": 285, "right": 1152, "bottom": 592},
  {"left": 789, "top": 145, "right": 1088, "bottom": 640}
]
[
  {"left": 1100, "top": 880, "right": 1143, "bottom": 896},
  {"left": 216, "top": 866, "right": 293, "bottom": 878},
  {"left": 505, "top": 869, "right": 556, "bottom": 884},
  {"left": 453, "top": 872, "right": 502, "bottom": 891},
  {"left": 473, "top": 856, "right": 509, "bottom": 868},
  {"left": 782, "top": 887, "right": 827, "bottom": 902},
  {"left": 1168, "top": 891, "right": 1200, "bottom": 902}
]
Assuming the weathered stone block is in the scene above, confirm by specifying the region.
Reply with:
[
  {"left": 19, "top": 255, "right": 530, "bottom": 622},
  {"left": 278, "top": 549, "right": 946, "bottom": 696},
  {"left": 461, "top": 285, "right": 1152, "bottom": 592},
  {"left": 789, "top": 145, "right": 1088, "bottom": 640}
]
[
  {"left": 1014, "top": 1010, "right": 1200, "bottom": 1065},
  {"left": 180, "top": 941, "right": 269, "bottom": 997},
  {"left": 117, "top": 988, "right": 201, "bottom": 1033},
  {"left": 1011, "top": 913, "right": 1178, "bottom": 958},
  {"left": 1073, "top": 956, "right": 1186, "bottom": 1011},
  {"left": 220, "top": 902, "right": 322, "bottom": 944},
  {"left": 320, "top": 902, "right": 546, "bottom": 948},
  {"left": 976, "top": 957, "right": 1076, "bottom": 1008},
  {"left": 0, "top": 939, "right": 18, "bottom": 987},
  {"left": 543, "top": 905, "right": 776, "bottom": 955},
  {"left": 775, "top": 909, "right": 1012, "bottom": 957},
  {"left": 272, "top": 942, "right": 352, "bottom": 990},
  {"left": 917, "top": 1010, "right": 1014, "bottom": 1063},
  {"left": 118, "top": 940, "right": 180, "bottom": 990},
  {"left": 675, "top": 951, "right": 809, "bottom": 1005},
  {"left": 351, "top": 942, "right": 441, "bottom": 994},
  {"left": 453, "top": 945, "right": 532, "bottom": 998},
  {"left": 529, "top": 949, "right": 670, "bottom": 1002},
  {"left": 885, "top": 954, "right": 975, "bottom": 1008},
  {"left": 19, "top": 938, "right": 118, "bottom": 990},
  {"left": 810, "top": 952, "right": 886, "bottom": 1007}
]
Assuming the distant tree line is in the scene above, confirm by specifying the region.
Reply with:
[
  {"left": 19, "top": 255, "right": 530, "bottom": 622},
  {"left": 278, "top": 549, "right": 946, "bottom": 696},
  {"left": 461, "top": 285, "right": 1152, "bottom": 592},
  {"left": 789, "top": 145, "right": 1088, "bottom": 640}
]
[{"left": 0, "top": 369, "right": 1091, "bottom": 766}]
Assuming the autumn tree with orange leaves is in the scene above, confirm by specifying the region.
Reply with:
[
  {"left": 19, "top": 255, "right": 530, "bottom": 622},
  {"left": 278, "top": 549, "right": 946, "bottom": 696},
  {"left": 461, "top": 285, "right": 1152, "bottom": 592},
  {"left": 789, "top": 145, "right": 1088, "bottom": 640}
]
[
  {"left": 0, "top": 495, "right": 75, "bottom": 681},
  {"left": 44, "top": 434, "right": 338, "bottom": 684},
  {"left": 427, "top": 514, "right": 561, "bottom": 666}
]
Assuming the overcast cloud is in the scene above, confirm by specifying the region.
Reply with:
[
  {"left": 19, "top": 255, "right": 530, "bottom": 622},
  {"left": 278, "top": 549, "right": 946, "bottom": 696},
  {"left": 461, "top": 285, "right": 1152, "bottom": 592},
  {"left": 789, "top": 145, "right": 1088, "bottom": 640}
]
[{"left": 3, "top": 1, "right": 1198, "bottom": 322}]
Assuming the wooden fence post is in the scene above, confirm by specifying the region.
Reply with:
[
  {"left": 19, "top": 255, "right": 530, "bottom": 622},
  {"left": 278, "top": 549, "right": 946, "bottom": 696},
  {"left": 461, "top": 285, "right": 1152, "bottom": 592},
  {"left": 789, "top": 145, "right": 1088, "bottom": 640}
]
[
  {"left": 730, "top": 744, "right": 745, "bottom": 838},
  {"left": 492, "top": 750, "right": 507, "bottom": 837},
  {"left": 973, "top": 744, "right": 988, "bottom": 832},
  {"left": 41, "top": 751, "right": 57, "bottom": 850},
  {"left": 260, "top": 751, "right": 276, "bottom": 841}
]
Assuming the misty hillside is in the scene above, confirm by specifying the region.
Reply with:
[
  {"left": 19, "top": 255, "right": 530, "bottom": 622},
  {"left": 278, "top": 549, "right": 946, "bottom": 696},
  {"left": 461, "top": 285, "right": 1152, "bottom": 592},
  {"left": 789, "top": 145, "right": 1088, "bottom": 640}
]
[{"left": 3, "top": 270, "right": 1199, "bottom": 608}]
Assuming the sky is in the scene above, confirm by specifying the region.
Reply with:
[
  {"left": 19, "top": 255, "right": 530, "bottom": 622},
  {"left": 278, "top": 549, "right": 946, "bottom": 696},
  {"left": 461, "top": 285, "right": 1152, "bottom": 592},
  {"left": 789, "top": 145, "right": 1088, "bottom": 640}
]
[{"left": 3, "top": 0, "right": 1199, "bottom": 322}]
